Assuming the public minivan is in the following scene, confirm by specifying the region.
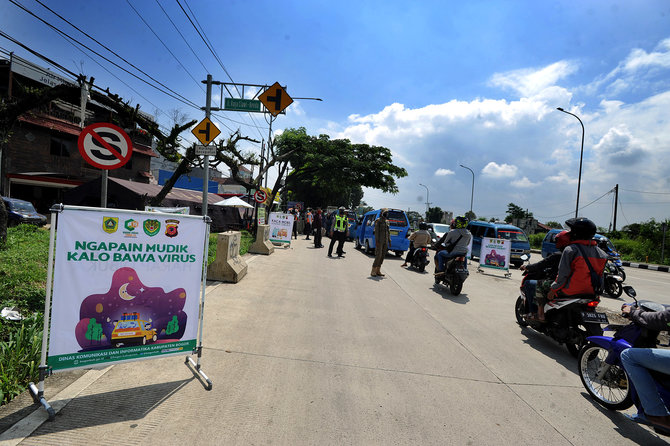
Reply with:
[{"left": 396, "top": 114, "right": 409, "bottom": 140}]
[
  {"left": 354, "top": 209, "right": 410, "bottom": 256},
  {"left": 466, "top": 221, "right": 531, "bottom": 268}
]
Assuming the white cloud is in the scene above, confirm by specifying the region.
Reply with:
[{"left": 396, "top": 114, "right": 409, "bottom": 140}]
[
  {"left": 435, "top": 168, "right": 454, "bottom": 176},
  {"left": 489, "top": 61, "right": 578, "bottom": 96},
  {"left": 511, "top": 177, "right": 540, "bottom": 188},
  {"left": 481, "top": 162, "right": 518, "bottom": 178}
]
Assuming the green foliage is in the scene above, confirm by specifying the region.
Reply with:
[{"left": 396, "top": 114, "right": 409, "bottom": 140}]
[
  {"left": 207, "top": 230, "right": 254, "bottom": 265},
  {"left": 528, "top": 232, "right": 547, "bottom": 249},
  {"left": 426, "top": 206, "right": 443, "bottom": 223},
  {"left": 0, "top": 312, "right": 43, "bottom": 404},
  {"left": 464, "top": 210, "right": 476, "bottom": 221},
  {"left": 505, "top": 203, "right": 532, "bottom": 223},
  {"left": 545, "top": 221, "right": 562, "bottom": 228},
  {"left": 275, "top": 128, "right": 408, "bottom": 208},
  {"left": 0, "top": 225, "right": 50, "bottom": 313}
]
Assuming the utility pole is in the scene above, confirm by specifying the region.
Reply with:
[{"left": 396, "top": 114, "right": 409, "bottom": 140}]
[{"left": 612, "top": 184, "right": 618, "bottom": 232}]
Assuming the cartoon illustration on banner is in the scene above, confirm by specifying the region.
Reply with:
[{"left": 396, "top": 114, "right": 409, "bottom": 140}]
[
  {"left": 478, "top": 236, "right": 511, "bottom": 271},
  {"left": 268, "top": 212, "right": 294, "bottom": 244}
]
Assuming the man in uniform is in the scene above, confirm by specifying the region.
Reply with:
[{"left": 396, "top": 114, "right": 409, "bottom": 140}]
[
  {"left": 328, "top": 207, "right": 348, "bottom": 258},
  {"left": 305, "top": 208, "right": 313, "bottom": 240},
  {"left": 371, "top": 208, "right": 392, "bottom": 277}
]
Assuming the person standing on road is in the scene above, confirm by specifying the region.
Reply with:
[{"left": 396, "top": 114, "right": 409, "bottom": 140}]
[
  {"left": 313, "top": 208, "right": 324, "bottom": 248},
  {"left": 328, "top": 207, "right": 348, "bottom": 258},
  {"left": 371, "top": 208, "right": 392, "bottom": 277},
  {"left": 305, "top": 208, "right": 313, "bottom": 240}
]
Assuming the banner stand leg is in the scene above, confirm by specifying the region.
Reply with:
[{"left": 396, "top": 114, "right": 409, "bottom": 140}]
[{"left": 185, "top": 217, "right": 213, "bottom": 391}]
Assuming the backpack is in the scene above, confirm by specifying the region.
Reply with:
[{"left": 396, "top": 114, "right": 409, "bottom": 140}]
[{"left": 574, "top": 244, "right": 604, "bottom": 296}]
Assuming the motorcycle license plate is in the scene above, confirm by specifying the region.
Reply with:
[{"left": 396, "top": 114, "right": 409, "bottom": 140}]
[{"left": 581, "top": 311, "right": 609, "bottom": 324}]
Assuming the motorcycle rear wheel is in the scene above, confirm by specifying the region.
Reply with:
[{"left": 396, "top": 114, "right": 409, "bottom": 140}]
[
  {"left": 449, "top": 277, "right": 463, "bottom": 296},
  {"left": 578, "top": 343, "right": 633, "bottom": 410},
  {"left": 566, "top": 323, "right": 603, "bottom": 357},
  {"left": 514, "top": 296, "right": 529, "bottom": 327}
]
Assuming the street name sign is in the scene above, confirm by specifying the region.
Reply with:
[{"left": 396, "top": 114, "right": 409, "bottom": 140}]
[
  {"left": 191, "top": 117, "right": 220, "bottom": 146},
  {"left": 259, "top": 82, "right": 293, "bottom": 117},
  {"left": 224, "top": 97, "right": 261, "bottom": 112},
  {"left": 195, "top": 145, "right": 217, "bottom": 156}
]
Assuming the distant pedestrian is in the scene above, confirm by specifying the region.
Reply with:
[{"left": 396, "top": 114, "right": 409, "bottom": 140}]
[
  {"left": 305, "top": 208, "right": 313, "bottom": 240},
  {"left": 371, "top": 208, "right": 392, "bottom": 277},
  {"left": 328, "top": 206, "right": 348, "bottom": 258},
  {"left": 313, "top": 208, "right": 324, "bottom": 248},
  {"left": 290, "top": 208, "right": 298, "bottom": 239}
]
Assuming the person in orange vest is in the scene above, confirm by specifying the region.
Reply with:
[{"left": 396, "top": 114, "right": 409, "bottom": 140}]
[{"left": 305, "top": 208, "right": 313, "bottom": 240}]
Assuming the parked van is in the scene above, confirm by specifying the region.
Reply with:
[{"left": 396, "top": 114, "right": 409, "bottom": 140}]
[
  {"left": 466, "top": 221, "right": 531, "bottom": 268},
  {"left": 354, "top": 209, "right": 410, "bottom": 256}
]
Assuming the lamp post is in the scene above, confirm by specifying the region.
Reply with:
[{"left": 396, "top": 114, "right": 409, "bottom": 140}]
[
  {"left": 557, "top": 107, "right": 585, "bottom": 218},
  {"left": 459, "top": 164, "right": 474, "bottom": 215},
  {"left": 419, "top": 183, "right": 429, "bottom": 218}
]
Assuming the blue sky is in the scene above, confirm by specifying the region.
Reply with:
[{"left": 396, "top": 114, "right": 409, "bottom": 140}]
[{"left": 2, "top": 0, "right": 670, "bottom": 229}]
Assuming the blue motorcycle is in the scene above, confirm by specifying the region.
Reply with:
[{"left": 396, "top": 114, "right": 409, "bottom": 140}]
[{"left": 578, "top": 286, "right": 670, "bottom": 432}]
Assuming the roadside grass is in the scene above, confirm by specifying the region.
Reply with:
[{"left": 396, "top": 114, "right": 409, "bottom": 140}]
[{"left": 0, "top": 225, "right": 254, "bottom": 406}]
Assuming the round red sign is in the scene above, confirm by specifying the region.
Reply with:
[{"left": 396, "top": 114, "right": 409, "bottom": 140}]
[
  {"left": 78, "top": 123, "right": 133, "bottom": 170},
  {"left": 254, "top": 190, "right": 268, "bottom": 203}
]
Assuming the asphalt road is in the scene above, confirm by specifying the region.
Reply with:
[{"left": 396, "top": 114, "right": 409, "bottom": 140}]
[{"left": 2, "top": 239, "right": 669, "bottom": 445}]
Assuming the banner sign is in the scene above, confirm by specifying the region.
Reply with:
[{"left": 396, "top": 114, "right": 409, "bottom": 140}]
[
  {"left": 145, "top": 206, "right": 190, "bottom": 215},
  {"left": 479, "top": 237, "right": 511, "bottom": 271},
  {"left": 269, "top": 212, "right": 294, "bottom": 244},
  {"left": 47, "top": 207, "right": 206, "bottom": 371}
]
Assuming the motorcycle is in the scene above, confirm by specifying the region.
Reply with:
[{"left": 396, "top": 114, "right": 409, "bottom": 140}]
[
  {"left": 434, "top": 254, "right": 469, "bottom": 296},
  {"left": 514, "top": 254, "right": 607, "bottom": 356},
  {"left": 578, "top": 286, "right": 670, "bottom": 433},
  {"left": 409, "top": 246, "right": 430, "bottom": 272},
  {"left": 603, "top": 259, "right": 624, "bottom": 298}
]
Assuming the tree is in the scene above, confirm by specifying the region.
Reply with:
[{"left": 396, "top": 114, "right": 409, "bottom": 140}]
[
  {"left": 426, "top": 206, "right": 443, "bottom": 223},
  {"left": 274, "top": 128, "right": 408, "bottom": 209},
  {"left": 464, "top": 210, "right": 476, "bottom": 221},
  {"left": 545, "top": 221, "right": 562, "bottom": 228},
  {"left": 406, "top": 211, "right": 423, "bottom": 226},
  {"left": 505, "top": 203, "right": 532, "bottom": 223}
]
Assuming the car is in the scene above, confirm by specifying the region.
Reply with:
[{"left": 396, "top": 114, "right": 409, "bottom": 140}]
[
  {"left": 542, "top": 229, "right": 620, "bottom": 259},
  {"left": 354, "top": 208, "right": 411, "bottom": 256},
  {"left": 427, "top": 223, "right": 450, "bottom": 240},
  {"left": 466, "top": 221, "right": 531, "bottom": 268},
  {"left": 1, "top": 196, "right": 47, "bottom": 227},
  {"left": 110, "top": 312, "right": 157, "bottom": 347}
]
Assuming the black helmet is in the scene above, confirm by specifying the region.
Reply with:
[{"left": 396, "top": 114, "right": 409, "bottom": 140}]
[
  {"left": 419, "top": 222, "right": 427, "bottom": 230},
  {"left": 565, "top": 217, "right": 596, "bottom": 240}
]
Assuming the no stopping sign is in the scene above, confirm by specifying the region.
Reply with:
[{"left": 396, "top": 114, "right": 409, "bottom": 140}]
[{"left": 78, "top": 123, "right": 133, "bottom": 170}]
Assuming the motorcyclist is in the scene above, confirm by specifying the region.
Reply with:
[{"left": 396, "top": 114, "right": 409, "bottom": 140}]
[
  {"left": 401, "top": 222, "right": 432, "bottom": 267},
  {"left": 521, "top": 230, "right": 570, "bottom": 321},
  {"left": 620, "top": 304, "right": 670, "bottom": 431},
  {"left": 434, "top": 216, "right": 471, "bottom": 276},
  {"left": 544, "top": 217, "right": 608, "bottom": 321}
]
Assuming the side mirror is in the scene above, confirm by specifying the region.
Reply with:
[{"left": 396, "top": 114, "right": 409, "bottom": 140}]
[
  {"left": 520, "top": 254, "right": 529, "bottom": 261},
  {"left": 623, "top": 286, "right": 636, "bottom": 298}
]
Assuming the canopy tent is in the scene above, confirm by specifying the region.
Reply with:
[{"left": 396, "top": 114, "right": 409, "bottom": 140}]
[{"left": 213, "top": 196, "right": 254, "bottom": 208}]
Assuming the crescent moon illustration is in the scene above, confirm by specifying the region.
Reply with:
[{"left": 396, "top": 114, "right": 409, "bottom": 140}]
[{"left": 119, "top": 283, "right": 135, "bottom": 300}]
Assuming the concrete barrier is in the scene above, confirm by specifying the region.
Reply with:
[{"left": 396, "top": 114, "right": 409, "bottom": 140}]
[
  {"left": 248, "top": 224, "right": 274, "bottom": 255},
  {"left": 206, "top": 231, "right": 248, "bottom": 283}
]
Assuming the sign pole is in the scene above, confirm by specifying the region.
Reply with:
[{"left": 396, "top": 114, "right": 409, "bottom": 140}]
[
  {"left": 202, "top": 74, "right": 212, "bottom": 217},
  {"left": 101, "top": 171, "right": 108, "bottom": 208}
]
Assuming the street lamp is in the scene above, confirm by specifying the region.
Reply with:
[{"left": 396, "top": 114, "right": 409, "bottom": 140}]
[
  {"left": 557, "top": 107, "right": 585, "bottom": 218},
  {"left": 419, "top": 183, "right": 429, "bottom": 218},
  {"left": 459, "top": 165, "right": 474, "bottom": 214}
]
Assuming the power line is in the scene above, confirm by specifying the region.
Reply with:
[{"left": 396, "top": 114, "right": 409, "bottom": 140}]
[
  {"left": 154, "top": 0, "right": 208, "bottom": 72},
  {"left": 13, "top": 0, "right": 200, "bottom": 108},
  {"left": 621, "top": 188, "right": 670, "bottom": 195},
  {"left": 125, "top": 0, "right": 204, "bottom": 91}
]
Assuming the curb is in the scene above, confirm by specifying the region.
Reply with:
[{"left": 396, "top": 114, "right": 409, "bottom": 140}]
[{"left": 621, "top": 261, "right": 670, "bottom": 273}]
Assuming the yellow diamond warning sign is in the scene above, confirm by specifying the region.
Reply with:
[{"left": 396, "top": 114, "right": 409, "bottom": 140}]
[
  {"left": 259, "top": 82, "right": 293, "bottom": 117},
  {"left": 192, "top": 117, "right": 220, "bottom": 146}
]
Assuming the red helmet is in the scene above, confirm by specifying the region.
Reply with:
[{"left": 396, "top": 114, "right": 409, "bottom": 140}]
[{"left": 555, "top": 230, "right": 571, "bottom": 250}]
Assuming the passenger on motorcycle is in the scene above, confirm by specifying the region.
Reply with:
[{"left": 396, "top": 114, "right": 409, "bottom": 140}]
[
  {"left": 521, "top": 230, "right": 570, "bottom": 321},
  {"left": 544, "top": 217, "right": 608, "bottom": 321},
  {"left": 434, "top": 216, "right": 472, "bottom": 276},
  {"left": 620, "top": 304, "right": 670, "bottom": 431},
  {"left": 401, "top": 222, "right": 432, "bottom": 268}
]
